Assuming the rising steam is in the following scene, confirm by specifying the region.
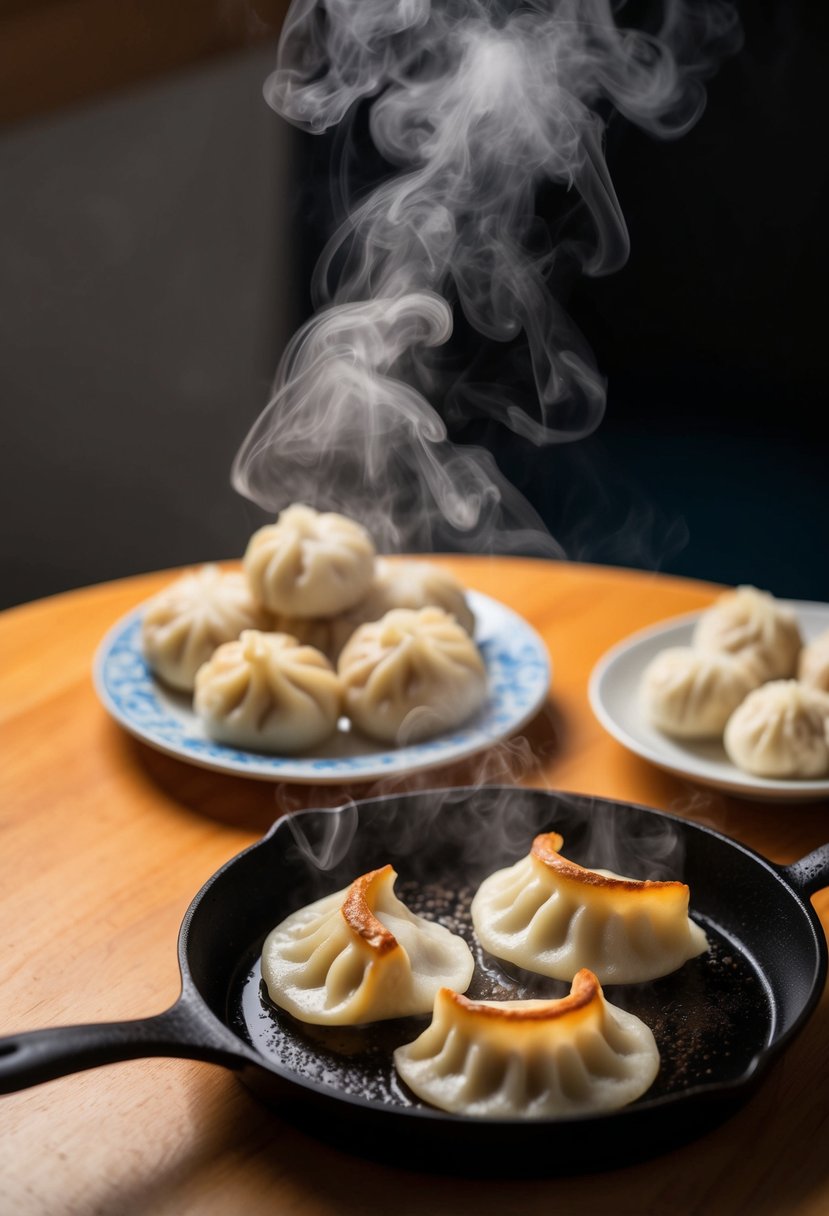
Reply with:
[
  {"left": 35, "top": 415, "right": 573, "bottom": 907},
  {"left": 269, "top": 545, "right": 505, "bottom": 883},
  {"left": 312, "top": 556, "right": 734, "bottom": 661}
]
[{"left": 232, "top": 0, "right": 741, "bottom": 553}]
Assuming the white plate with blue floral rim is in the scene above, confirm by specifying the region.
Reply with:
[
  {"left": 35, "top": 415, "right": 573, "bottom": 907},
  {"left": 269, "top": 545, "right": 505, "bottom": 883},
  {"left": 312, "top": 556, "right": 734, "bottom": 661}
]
[
  {"left": 588, "top": 599, "right": 829, "bottom": 803},
  {"left": 93, "top": 591, "right": 551, "bottom": 784}
]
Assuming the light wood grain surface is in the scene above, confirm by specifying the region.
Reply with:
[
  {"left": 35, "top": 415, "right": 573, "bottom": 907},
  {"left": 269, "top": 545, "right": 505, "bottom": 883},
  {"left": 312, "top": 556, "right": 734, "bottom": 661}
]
[{"left": 1, "top": 557, "right": 827, "bottom": 1216}]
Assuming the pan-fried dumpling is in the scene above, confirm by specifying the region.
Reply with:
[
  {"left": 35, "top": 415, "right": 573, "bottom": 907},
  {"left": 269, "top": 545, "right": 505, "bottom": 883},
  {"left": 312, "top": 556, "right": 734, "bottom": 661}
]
[
  {"left": 798, "top": 629, "right": 829, "bottom": 694},
  {"left": 393, "top": 970, "right": 659, "bottom": 1117},
  {"left": 244, "top": 503, "right": 376, "bottom": 617},
  {"left": 723, "top": 679, "right": 829, "bottom": 779},
  {"left": 471, "top": 832, "right": 708, "bottom": 984},
  {"left": 141, "top": 564, "right": 271, "bottom": 692},
  {"left": 260, "top": 864, "right": 474, "bottom": 1025},
  {"left": 692, "top": 585, "right": 802, "bottom": 680},
  {"left": 193, "top": 629, "right": 341, "bottom": 753},
  {"left": 337, "top": 607, "right": 488, "bottom": 745},
  {"left": 639, "top": 645, "right": 760, "bottom": 739}
]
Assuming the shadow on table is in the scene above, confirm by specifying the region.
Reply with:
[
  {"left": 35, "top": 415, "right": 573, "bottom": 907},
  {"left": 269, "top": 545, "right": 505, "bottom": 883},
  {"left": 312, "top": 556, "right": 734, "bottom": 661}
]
[{"left": 110, "top": 698, "right": 564, "bottom": 835}]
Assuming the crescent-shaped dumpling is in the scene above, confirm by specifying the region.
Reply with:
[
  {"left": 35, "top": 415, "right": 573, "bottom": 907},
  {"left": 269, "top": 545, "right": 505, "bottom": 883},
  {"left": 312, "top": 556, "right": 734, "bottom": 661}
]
[
  {"left": 243, "top": 503, "right": 376, "bottom": 617},
  {"left": 393, "top": 970, "right": 660, "bottom": 1117},
  {"left": 260, "top": 864, "right": 474, "bottom": 1025},
  {"left": 471, "top": 832, "right": 709, "bottom": 984}
]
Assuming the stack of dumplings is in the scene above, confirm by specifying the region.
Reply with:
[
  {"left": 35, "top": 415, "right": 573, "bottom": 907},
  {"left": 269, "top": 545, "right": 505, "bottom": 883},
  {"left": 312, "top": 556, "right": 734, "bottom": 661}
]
[
  {"left": 640, "top": 585, "right": 829, "bottom": 780},
  {"left": 139, "top": 503, "right": 485, "bottom": 753},
  {"left": 260, "top": 829, "right": 708, "bottom": 1119},
  {"left": 243, "top": 503, "right": 375, "bottom": 618},
  {"left": 141, "top": 564, "right": 271, "bottom": 692}
]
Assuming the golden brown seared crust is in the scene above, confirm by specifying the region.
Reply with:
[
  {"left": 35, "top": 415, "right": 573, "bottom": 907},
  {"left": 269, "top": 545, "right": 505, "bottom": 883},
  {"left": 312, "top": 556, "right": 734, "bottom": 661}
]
[
  {"left": 441, "top": 969, "right": 601, "bottom": 1022},
  {"left": 341, "top": 865, "right": 399, "bottom": 955},
  {"left": 531, "top": 832, "right": 686, "bottom": 895}
]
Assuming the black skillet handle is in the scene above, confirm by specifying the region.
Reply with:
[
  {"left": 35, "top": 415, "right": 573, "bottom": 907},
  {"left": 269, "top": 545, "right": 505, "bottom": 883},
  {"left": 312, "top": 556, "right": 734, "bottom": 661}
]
[
  {"left": 0, "top": 999, "right": 245, "bottom": 1095},
  {"left": 780, "top": 842, "right": 829, "bottom": 899}
]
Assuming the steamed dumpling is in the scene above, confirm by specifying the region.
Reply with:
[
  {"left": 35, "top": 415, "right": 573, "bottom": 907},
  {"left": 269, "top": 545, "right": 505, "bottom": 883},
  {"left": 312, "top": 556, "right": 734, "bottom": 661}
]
[
  {"left": 640, "top": 645, "right": 760, "bottom": 739},
  {"left": 352, "top": 559, "right": 475, "bottom": 636},
  {"left": 269, "top": 559, "right": 476, "bottom": 665},
  {"left": 261, "top": 864, "right": 474, "bottom": 1025},
  {"left": 141, "top": 564, "right": 271, "bottom": 692},
  {"left": 471, "top": 831, "right": 709, "bottom": 985},
  {"left": 193, "top": 629, "right": 341, "bottom": 753},
  {"left": 393, "top": 970, "right": 660, "bottom": 1117},
  {"left": 244, "top": 503, "right": 376, "bottom": 617},
  {"left": 798, "top": 629, "right": 829, "bottom": 694},
  {"left": 337, "top": 607, "right": 488, "bottom": 745},
  {"left": 265, "top": 611, "right": 359, "bottom": 665},
  {"left": 693, "top": 585, "right": 802, "bottom": 680},
  {"left": 723, "top": 679, "right": 829, "bottom": 779}
]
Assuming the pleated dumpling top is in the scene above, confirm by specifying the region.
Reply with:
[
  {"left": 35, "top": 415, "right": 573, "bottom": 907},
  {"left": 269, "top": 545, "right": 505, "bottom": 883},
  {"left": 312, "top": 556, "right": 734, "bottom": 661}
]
[
  {"left": 243, "top": 503, "right": 376, "bottom": 618},
  {"left": 393, "top": 970, "right": 660, "bottom": 1117},
  {"left": 193, "top": 629, "right": 342, "bottom": 753},
  {"left": 471, "top": 832, "right": 709, "bottom": 985},
  {"left": 261, "top": 864, "right": 474, "bottom": 1025},
  {"left": 337, "top": 606, "right": 487, "bottom": 745},
  {"left": 141, "top": 564, "right": 270, "bottom": 692}
]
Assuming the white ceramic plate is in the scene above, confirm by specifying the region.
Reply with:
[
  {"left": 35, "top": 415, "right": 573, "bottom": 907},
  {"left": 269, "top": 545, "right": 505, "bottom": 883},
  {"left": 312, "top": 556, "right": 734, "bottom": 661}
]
[
  {"left": 93, "top": 591, "right": 551, "bottom": 784},
  {"left": 588, "top": 600, "right": 829, "bottom": 803}
]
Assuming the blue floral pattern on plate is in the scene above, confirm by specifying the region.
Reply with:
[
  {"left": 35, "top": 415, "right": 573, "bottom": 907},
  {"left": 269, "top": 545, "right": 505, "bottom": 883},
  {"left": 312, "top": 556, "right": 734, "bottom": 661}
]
[{"left": 92, "top": 591, "right": 551, "bottom": 783}]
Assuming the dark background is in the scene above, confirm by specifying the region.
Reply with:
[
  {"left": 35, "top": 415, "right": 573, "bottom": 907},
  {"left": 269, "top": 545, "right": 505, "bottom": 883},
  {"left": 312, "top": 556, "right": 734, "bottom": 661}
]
[{"left": 1, "top": 0, "right": 826, "bottom": 611}]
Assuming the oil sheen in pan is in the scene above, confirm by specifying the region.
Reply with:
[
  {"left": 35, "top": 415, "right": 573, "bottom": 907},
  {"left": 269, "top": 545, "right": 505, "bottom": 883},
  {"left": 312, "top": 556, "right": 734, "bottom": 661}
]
[{"left": 230, "top": 877, "right": 772, "bottom": 1109}]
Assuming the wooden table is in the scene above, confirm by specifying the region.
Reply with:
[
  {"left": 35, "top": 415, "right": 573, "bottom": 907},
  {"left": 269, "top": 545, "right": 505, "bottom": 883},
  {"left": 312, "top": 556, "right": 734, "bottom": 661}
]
[{"left": 1, "top": 557, "right": 827, "bottom": 1215}]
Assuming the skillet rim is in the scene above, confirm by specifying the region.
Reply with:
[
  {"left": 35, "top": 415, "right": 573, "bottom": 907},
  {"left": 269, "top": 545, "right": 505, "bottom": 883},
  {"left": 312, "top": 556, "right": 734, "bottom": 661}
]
[{"left": 175, "top": 784, "right": 829, "bottom": 1126}]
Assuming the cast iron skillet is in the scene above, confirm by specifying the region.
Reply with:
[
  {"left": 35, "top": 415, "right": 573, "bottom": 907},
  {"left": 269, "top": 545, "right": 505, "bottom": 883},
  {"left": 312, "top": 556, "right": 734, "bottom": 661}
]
[{"left": 1, "top": 786, "right": 828, "bottom": 1175}]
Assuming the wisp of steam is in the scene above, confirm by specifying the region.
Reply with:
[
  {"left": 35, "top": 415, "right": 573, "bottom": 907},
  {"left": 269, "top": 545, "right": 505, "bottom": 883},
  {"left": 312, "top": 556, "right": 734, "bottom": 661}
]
[{"left": 232, "top": 0, "right": 741, "bottom": 555}]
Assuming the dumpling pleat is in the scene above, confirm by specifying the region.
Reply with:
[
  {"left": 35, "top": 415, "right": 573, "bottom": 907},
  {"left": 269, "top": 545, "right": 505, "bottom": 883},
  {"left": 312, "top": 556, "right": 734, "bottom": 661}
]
[
  {"left": 502, "top": 1053, "right": 530, "bottom": 1110},
  {"left": 291, "top": 935, "right": 345, "bottom": 987},
  {"left": 262, "top": 866, "right": 473, "bottom": 1025},
  {"left": 526, "top": 891, "right": 569, "bottom": 953},
  {"left": 577, "top": 1028, "right": 628, "bottom": 1081},
  {"left": 555, "top": 1042, "right": 591, "bottom": 1104},
  {"left": 471, "top": 834, "right": 708, "bottom": 984},
  {"left": 323, "top": 945, "right": 368, "bottom": 1009},
  {"left": 462, "top": 1041, "right": 502, "bottom": 1106}
]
